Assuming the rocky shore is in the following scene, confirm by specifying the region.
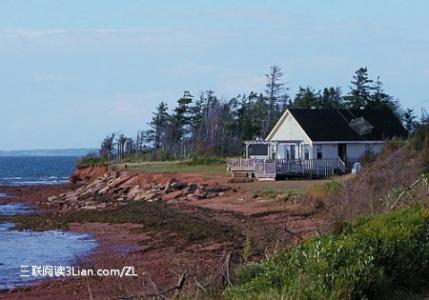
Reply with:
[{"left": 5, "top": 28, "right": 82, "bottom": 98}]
[
  {"left": 42, "top": 165, "right": 232, "bottom": 211},
  {"left": 0, "top": 164, "right": 325, "bottom": 299}
]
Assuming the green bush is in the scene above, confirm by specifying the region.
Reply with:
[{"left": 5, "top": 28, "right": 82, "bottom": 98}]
[
  {"left": 307, "top": 181, "right": 343, "bottom": 199},
  {"left": 77, "top": 155, "right": 108, "bottom": 167},
  {"left": 226, "top": 207, "right": 429, "bottom": 300}
]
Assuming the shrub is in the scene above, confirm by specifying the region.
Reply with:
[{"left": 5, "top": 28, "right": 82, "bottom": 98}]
[
  {"left": 242, "top": 234, "right": 255, "bottom": 262},
  {"left": 226, "top": 207, "right": 429, "bottom": 300},
  {"left": 77, "top": 154, "right": 108, "bottom": 167},
  {"left": 253, "top": 189, "right": 303, "bottom": 203},
  {"left": 360, "top": 149, "right": 378, "bottom": 166},
  {"left": 307, "top": 181, "right": 343, "bottom": 199},
  {"left": 335, "top": 146, "right": 423, "bottom": 221}
]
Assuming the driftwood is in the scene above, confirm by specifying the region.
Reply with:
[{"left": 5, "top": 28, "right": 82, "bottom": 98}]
[
  {"left": 221, "top": 251, "right": 232, "bottom": 286},
  {"left": 116, "top": 270, "right": 190, "bottom": 300},
  {"left": 194, "top": 278, "right": 208, "bottom": 294},
  {"left": 87, "top": 280, "right": 94, "bottom": 300},
  {"left": 145, "top": 271, "right": 190, "bottom": 299},
  {"left": 119, "top": 250, "right": 235, "bottom": 299},
  {"left": 389, "top": 177, "right": 423, "bottom": 210}
]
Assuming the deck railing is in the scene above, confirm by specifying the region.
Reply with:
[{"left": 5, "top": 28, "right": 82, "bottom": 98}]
[
  {"left": 226, "top": 158, "right": 259, "bottom": 172},
  {"left": 227, "top": 157, "right": 346, "bottom": 178}
]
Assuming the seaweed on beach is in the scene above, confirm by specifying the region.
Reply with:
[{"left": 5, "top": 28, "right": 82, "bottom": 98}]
[{"left": 2, "top": 201, "right": 242, "bottom": 244}]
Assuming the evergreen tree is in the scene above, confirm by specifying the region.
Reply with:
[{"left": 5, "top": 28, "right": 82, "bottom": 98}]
[
  {"left": 345, "top": 67, "right": 373, "bottom": 109},
  {"left": 171, "top": 91, "right": 193, "bottom": 156},
  {"left": 291, "top": 86, "right": 321, "bottom": 109},
  {"left": 320, "top": 87, "right": 343, "bottom": 108},
  {"left": 147, "top": 101, "right": 169, "bottom": 149},
  {"left": 368, "top": 76, "right": 397, "bottom": 110},
  {"left": 189, "top": 93, "right": 205, "bottom": 151},
  {"left": 97, "top": 65, "right": 409, "bottom": 160},
  {"left": 403, "top": 108, "right": 416, "bottom": 134}
]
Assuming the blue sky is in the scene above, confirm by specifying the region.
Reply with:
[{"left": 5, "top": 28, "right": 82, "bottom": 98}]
[{"left": 0, "top": 0, "right": 428, "bottom": 150}]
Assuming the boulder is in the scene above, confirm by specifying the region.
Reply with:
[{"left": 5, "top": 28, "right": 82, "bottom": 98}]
[
  {"left": 164, "top": 180, "right": 172, "bottom": 193},
  {"left": 81, "top": 205, "right": 98, "bottom": 210},
  {"left": 47, "top": 196, "right": 57, "bottom": 202},
  {"left": 127, "top": 185, "right": 142, "bottom": 199},
  {"left": 163, "top": 190, "right": 183, "bottom": 201},
  {"left": 186, "top": 183, "right": 198, "bottom": 193}
]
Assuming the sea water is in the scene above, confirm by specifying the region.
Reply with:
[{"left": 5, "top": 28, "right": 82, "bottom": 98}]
[
  {"left": 0, "top": 156, "right": 96, "bottom": 289},
  {"left": 0, "top": 220, "right": 96, "bottom": 289},
  {"left": 0, "top": 156, "right": 78, "bottom": 186}
]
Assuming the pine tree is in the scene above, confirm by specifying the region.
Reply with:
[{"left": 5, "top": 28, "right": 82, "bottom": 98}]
[
  {"left": 291, "top": 86, "right": 321, "bottom": 109},
  {"left": 147, "top": 101, "right": 169, "bottom": 149},
  {"left": 171, "top": 91, "right": 193, "bottom": 156},
  {"left": 403, "top": 108, "right": 416, "bottom": 134},
  {"left": 320, "top": 87, "right": 343, "bottom": 108},
  {"left": 345, "top": 67, "right": 373, "bottom": 109},
  {"left": 189, "top": 93, "right": 205, "bottom": 152},
  {"left": 368, "top": 76, "right": 397, "bottom": 110}
]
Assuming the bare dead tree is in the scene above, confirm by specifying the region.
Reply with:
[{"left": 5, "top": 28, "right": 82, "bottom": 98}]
[
  {"left": 116, "top": 133, "right": 128, "bottom": 161},
  {"left": 265, "top": 65, "right": 286, "bottom": 135},
  {"left": 135, "top": 130, "right": 146, "bottom": 156}
]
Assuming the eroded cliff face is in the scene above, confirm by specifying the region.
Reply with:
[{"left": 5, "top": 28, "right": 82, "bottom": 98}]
[
  {"left": 50, "top": 164, "right": 231, "bottom": 211},
  {"left": 70, "top": 164, "right": 112, "bottom": 184}
]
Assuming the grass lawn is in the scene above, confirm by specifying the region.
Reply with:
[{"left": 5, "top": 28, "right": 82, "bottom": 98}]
[{"left": 118, "top": 160, "right": 228, "bottom": 175}]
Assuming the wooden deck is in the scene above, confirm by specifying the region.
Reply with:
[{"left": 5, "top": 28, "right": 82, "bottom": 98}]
[{"left": 227, "top": 158, "right": 346, "bottom": 179}]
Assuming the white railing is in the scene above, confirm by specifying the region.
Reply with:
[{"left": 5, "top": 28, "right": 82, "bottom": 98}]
[
  {"left": 227, "top": 158, "right": 346, "bottom": 178},
  {"left": 227, "top": 158, "right": 258, "bottom": 171}
]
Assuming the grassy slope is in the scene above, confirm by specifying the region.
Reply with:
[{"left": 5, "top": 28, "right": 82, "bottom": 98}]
[
  {"left": 226, "top": 207, "right": 429, "bottom": 300},
  {"left": 118, "top": 160, "right": 228, "bottom": 175}
]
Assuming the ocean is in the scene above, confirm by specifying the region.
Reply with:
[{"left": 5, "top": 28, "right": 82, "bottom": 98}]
[
  {"left": 0, "top": 156, "right": 79, "bottom": 186},
  {"left": 0, "top": 156, "right": 96, "bottom": 289}
]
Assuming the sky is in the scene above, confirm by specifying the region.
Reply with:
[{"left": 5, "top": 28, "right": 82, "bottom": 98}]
[{"left": 0, "top": 0, "right": 428, "bottom": 150}]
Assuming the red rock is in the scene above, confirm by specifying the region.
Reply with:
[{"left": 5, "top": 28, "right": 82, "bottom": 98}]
[{"left": 163, "top": 190, "right": 183, "bottom": 201}]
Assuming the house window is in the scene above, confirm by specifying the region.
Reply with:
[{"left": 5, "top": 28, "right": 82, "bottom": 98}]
[
  {"left": 316, "top": 145, "right": 323, "bottom": 159},
  {"left": 248, "top": 144, "right": 268, "bottom": 156},
  {"left": 304, "top": 145, "right": 310, "bottom": 160}
]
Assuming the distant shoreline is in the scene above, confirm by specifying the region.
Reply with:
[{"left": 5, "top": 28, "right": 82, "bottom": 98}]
[{"left": 0, "top": 148, "right": 97, "bottom": 157}]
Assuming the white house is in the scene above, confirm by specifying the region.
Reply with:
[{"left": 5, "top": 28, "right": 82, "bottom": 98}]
[{"left": 245, "top": 108, "right": 407, "bottom": 163}]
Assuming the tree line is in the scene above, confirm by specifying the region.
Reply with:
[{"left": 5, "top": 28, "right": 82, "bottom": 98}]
[{"left": 98, "top": 66, "right": 418, "bottom": 161}]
